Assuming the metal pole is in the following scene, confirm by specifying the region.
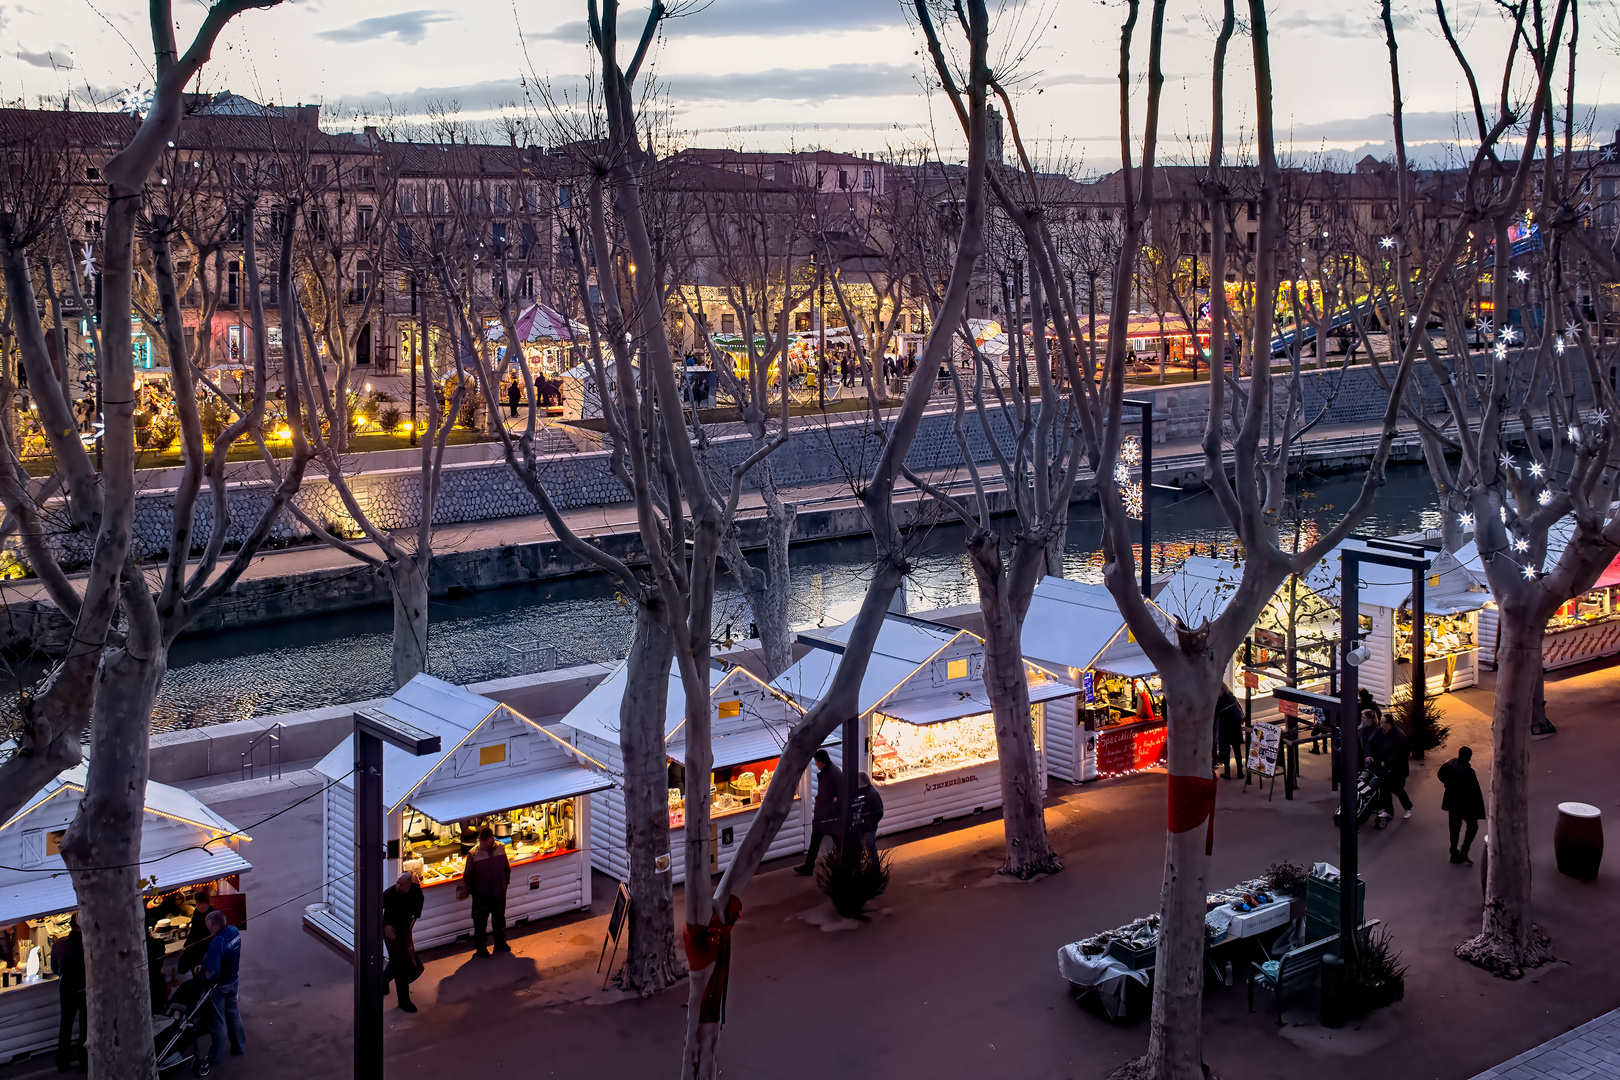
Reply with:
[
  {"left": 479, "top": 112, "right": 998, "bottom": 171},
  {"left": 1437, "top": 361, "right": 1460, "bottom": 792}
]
[
  {"left": 410, "top": 275, "right": 420, "bottom": 446},
  {"left": 1141, "top": 401, "right": 1153, "bottom": 597},
  {"left": 1338, "top": 553, "right": 1362, "bottom": 962},
  {"left": 840, "top": 717, "right": 859, "bottom": 869},
  {"left": 818, "top": 262, "right": 826, "bottom": 412},
  {"left": 1411, "top": 565, "right": 1426, "bottom": 727},
  {"left": 354, "top": 730, "right": 385, "bottom": 1080}
]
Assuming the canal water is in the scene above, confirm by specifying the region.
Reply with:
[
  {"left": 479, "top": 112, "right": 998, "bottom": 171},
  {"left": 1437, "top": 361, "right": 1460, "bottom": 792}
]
[{"left": 153, "top": 462, "right": 1445, "bottom": 729}]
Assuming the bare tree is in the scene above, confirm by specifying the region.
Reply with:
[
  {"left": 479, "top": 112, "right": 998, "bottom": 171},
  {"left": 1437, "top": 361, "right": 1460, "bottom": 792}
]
[{"left": 0, "top": 3, "right": 307, "bottom": 1075}]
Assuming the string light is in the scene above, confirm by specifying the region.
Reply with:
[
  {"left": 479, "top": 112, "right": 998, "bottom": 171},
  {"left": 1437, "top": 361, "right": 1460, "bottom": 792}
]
[
  {"left": 1528, "top": 461, "right": 1545, "bottom": 479},
  {"left": 1512, "top": 537, "right": 1529, "bottom": 552},
  {"left": 1500, "top": 506, "right": 1510, "bottom": 523},
  {"left": 1458, "top": 512, "right": 1475, "bottom": 529},
  {"left": 1537, "top": 489, "right": 1553, "bottom": 506}
]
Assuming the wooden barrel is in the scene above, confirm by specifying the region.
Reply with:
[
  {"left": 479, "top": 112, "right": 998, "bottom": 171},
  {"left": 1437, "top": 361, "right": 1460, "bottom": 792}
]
[{"left": 1554, "top": 802, "right": 1604, "bottom": 882}]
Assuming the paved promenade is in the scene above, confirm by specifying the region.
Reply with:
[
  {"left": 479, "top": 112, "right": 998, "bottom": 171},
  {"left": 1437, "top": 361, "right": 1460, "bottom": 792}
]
[{"left": 1470, "top": 1010, "right": 1620, "bottom": 1080}]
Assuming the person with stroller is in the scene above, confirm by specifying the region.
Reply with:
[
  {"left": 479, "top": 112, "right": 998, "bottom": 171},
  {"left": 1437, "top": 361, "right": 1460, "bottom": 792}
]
[
  {"left": 198, "top": 910, "right": 244, "bottom": 1065},
  {"left": 1369, "top": 712, "right": 1412, "bottom": 829}
]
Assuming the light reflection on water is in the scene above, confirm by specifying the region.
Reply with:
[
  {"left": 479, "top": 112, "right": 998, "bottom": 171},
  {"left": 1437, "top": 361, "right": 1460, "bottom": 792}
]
[{"left": 153, "top": 464, "right": 1442, "bottom": 729}]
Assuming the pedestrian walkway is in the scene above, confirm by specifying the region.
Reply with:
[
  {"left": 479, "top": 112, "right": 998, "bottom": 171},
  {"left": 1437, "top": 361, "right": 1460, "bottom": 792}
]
[{"left": 1469, "top": 1009, "right": 1620, "bottom": 1080}]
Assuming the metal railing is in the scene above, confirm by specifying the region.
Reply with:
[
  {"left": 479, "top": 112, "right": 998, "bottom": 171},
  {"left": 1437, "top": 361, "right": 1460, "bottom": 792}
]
[{"left": 241, "top": 722, "right": 284, "bottom": 782}]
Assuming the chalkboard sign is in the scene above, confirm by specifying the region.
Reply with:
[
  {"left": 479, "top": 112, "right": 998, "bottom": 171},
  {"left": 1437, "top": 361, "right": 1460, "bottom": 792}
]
[
  {"left": 1249, "top": 721, "right": 1283, "bottom": 777},
  {"left": 608, "top": 882, "right": 631, "bottom": 944}
]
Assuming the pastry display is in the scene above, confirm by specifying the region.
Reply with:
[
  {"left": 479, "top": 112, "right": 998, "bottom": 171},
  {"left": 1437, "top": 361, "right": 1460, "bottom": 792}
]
[{"left": 870, "top": 713, "right": 999, "bottom": 783}]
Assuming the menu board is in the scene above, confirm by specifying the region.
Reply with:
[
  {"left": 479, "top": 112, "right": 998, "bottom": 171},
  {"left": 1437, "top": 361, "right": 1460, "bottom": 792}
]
[
  {"left": 1096, "top": 723, "right": 1168, "bottom": 776},
  {"left": 1249, "top": 721, "right": 1282, "bottom": 777}
]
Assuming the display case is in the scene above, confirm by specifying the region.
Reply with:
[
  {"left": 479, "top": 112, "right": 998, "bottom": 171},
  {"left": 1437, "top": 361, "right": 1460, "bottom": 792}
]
[
  {"left": 402, "top": 798, "right": 579, "bottom": 889},
  {"left": 667, "top": 756, "right": 793, "bottom": 829},
  {"left": 869, "top": 713, "right": 997, "bottom": 783}
]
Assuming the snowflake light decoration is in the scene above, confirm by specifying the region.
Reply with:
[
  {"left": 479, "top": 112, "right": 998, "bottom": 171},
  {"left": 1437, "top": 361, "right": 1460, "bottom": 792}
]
[
  {"left": 1555, "top": 336, "right": 1566, "bottom": 355},
  {"left": 1595, "top": 409, "right": 1610, "bottom": 427},
  {"left": 1122, "top": 481, "right": 1144, "bottom": 519},
  {"left": 1499, "top": 452, "right": 1515, "bottom": 470},
  {"left": 1529, "top": 461, "right": 1545, "bottom": 479},
  {"left": 1458, "top": 512, "right": 1475, "bottom": 529},
  {"left": 1113, "top": 461, "right": 1131, "bottom": 485},
  {"left": 1537, "top": 489, "right": 1553, "bottom": 506},
  {"left": 1500, "top": 326, "right": 1519, "bottom": 344},
  {"left": 1513, "top": 268, "right": 1530, "bottom": 283},
  {"left": 1478, "top": 318, "right": 1494, "bottom": 337},
  {"left": 1121, "top": 437, "right": 1142, "bottom": 466},
  {"left": 1565, "top": 321, "right": 1582, "bottom": 338},
  {"left": 1494, "top": 341, "right": 1509, "bottom": 360},
  {"left": 1512, "top": 537, "right": 1529, "bottom": 552}
]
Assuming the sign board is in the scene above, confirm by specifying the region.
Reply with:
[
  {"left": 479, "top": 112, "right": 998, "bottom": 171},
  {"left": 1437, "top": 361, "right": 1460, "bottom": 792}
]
[
  {"left": 1096, "top": 723, "right": 1168, "bottom": 776},
  {"left": 1276, "top": 698, "right": 1300, "bottom": 718},
  {"left": 607, "top": 882, "right": 631, "bottom": 944},
  {"left": 1082, "top": 671, "right": 1095, "bottom": 704},
  {"left": 1241, "top": 671, "right": 1260, "bottom": 689},
  {"left": 1249, "top": 721, "right": 1283, "bottom": 777},
  {"left": 1253, "top": 628, "right": 1286, "bottom": 650}
]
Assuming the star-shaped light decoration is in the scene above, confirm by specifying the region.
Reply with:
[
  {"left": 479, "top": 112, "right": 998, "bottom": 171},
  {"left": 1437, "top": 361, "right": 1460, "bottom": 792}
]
[
  {"left": 1478, "top": 318, "right": 1494, "bottom": 336},
  {"left": 1499, "top": 452, "right": 1516, "bottom": 470},
  {"left": 1500, "top": 326, "right": 1520, "bottom": 344},
  {"left": 1529, "top": 461, "right": 1545, "bottom": 479},
  {"left": 1123, "top": 481, "right": 1144, "bottom": 519},
  {"left": 1513, "top": 268, "right": 1530, "bottom": 283},
  {"left": 1522, "top": 564, "right": 1537, "bottom": 580},
  {"left": 1494, "top": 341, "right": 1509, "bottom": 360},
  {"left": 1379, "top": 236, "right": 1395, "bottom": 249},
  {"left": 1458, "top": 512, "right": 1475, "bottom": 529},
  {"left": 1555, "top": 336, "right": 1566, "bottom": 355},
  {"left": 1512, "top": 537, "right": 1529, "bottom": 552},
  {"left": 1538, "top": 489, "right": 1553, "bottom": 506},
  {"left": 1565, "top": 321, "right": 1582, "bottom": 338}
]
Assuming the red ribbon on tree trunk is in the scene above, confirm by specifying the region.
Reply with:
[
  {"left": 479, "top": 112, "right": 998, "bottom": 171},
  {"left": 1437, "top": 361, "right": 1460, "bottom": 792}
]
[
  {"left": 682, "top": 896, "right": 743, "bottom": 1025},
  {"left": 1167, "top": 772, "right": 1218, "bottom": 855}
]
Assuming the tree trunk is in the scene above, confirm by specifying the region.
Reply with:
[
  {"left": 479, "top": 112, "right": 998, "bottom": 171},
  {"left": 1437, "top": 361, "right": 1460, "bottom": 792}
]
[
  {"left": 384, "top": 559, "right": 430, "bottom": 689},
  {"left": 1456, "top": 601, "right": 1553, "bottom": 978},
  {"left": 754, "top": 490, "right": 797, "bottom": 681},
  {"left": 616, "top": 599, "right": 682, "bottom": 995},
  {"left": 1132, "top": 667, "right": 1219, "bottom": 1080},
  {"left": 60, "top": 647, "right": 166, "bottom": 1080},
  {"left": 967, "top": 533, "right": 1062, "bottom": 877}
]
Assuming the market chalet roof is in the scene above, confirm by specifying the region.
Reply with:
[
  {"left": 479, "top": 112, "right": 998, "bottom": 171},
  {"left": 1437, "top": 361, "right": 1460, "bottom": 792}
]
[
  {"left": 776, "top": 612, "right": 1078, "bottom": 724},
  {"left": 314, "top": 674, "right": 610, "bottom": 815}
]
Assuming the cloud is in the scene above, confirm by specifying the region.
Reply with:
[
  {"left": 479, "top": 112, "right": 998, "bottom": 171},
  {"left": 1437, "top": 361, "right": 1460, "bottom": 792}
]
[
  {"left": 1285, "top": 105, "right": 1620, "bottom": 145},
  {"left": 535, "top": 0, "right": 910, "bottom": 42},
  {"left": 1040, "top": 73, "right": 1115, "bottom": 88},
  {"left": 664, "top": 63, "right": 918, "bottom": 103},
  {"left": 17, "top": 46, "right": 72, "bottom": 69},
  {"left": 316, "top": 10, "right": 455, "bottom": 46}
]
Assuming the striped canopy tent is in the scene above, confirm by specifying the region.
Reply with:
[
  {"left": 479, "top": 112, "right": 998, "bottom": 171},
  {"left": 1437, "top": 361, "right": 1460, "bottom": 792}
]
[
  {"left": 1083, "top": 312, "right": 1201, "bottom": 342},
  {"left": 515, "top": 303, "right": 587, "bottom": 342}
]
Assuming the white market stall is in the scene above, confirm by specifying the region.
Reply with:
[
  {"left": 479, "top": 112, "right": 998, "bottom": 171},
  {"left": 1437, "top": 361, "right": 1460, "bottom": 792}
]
[
  {"left": 1018, "top": 576, "right": 1125, "bottom": 783},
  {"left": 775, "top": 613, "right": 1078, "bottom": 836},
  {"left": 1352, "top": 547, "right": 1488, "bottom": 702},
  {"left": 304, "top": 675, "right": 612, "bottom": 955},
  {"left": 1461, "top": 520, "right": 1620, "bottom": 672},
  {"left": 558, "top": 661, "right": 810, "bottom": 887},
  {"left": 0, "top": 767, "right": 251, "bottom": 1062}
]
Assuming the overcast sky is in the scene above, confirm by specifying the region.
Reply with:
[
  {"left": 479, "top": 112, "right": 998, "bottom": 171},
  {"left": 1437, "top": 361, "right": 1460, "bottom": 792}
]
[{"left": 4, "top": 0, "right": 1617, "bottom": 172}]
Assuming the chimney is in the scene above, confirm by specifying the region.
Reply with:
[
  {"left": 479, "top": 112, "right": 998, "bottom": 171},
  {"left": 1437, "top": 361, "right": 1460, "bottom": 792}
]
[
  {"left": 298, "top": 103, "right": 320, "bottom": 129},
  {"left": 986, "top": 105, "right": 1005, "bottom": 165}
]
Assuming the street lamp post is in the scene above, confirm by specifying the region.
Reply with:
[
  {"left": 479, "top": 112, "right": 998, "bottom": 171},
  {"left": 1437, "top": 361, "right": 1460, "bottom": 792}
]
[
  {"left": 410, "top": 275, "right": 420, "bottom": 446},
  {"left": 351, "top": 708, "right": 441, "bottom": 1080}
]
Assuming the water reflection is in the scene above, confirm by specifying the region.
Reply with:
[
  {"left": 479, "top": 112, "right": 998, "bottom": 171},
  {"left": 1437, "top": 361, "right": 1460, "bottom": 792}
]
[{"left": 154, "top": 463, "right": 1443, "bottom": 728}]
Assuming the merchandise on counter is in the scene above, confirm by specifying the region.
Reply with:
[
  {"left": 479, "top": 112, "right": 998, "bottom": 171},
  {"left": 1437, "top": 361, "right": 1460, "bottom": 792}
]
[
  {"left": 666, "top": 755, "right": 788, "bottom": 827},
  {"left": 869, "top": 712, "right": 1000, "bottom": 783},
  {"left": 401, "top": 797, "right": 579, "bottom": 886}
]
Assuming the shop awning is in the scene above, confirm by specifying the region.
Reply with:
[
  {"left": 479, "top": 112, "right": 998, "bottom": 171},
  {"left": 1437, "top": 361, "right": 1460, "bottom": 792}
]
[
  {"left": 0, "top": 844, "right": 251, "bottom": 926},
  {"left": 1021, "top": 577, "right": 1127, "bottom": 672},
  {"left": 1092, "top": 653, "right": 1159, "bottom": 678},
  {"left": 406, "top": 766, "right": 613, "bottom": 825},
  {"left": 878, "top": 678, "right": 1080, "bottom": 726},
  {"left": 701, "top": 728, "right": 791, "bottom": 770}
]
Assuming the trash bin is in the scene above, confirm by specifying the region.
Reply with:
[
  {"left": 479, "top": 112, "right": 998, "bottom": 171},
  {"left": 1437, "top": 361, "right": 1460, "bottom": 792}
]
[
  {"left": 1555, "top": 802, "right": 1603, "bottom": 881},
  {"left": 1320, "top": 952, "right": 1345, "bottom": 1029}
]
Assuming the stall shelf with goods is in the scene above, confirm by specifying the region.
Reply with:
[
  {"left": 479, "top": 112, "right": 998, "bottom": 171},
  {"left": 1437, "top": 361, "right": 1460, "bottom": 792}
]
[
  {"left": 304, "top": 675, "right": 611, "bottom": 955},
  {"left": 775, "top": 613, "right": 1077, "bottom": 835},
  {"left": 1460, "top": 520, "right": 1620, "bottom": 672},
  {"left": 557, "top": 660, "right": 810, "bottom": 887},
  {"left": 0, "top": 767, "right": 251, "bottom": 1062},
  {"left": 1018, "top": 576, "right": 1127, "bottom": 783}
]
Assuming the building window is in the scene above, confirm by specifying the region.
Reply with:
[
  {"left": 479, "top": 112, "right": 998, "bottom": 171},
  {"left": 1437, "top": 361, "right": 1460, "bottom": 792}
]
[
  {"left": 228, "top": 324, "right": 244, "bottom": 361},
  {"left": 83, "top": 218, "right": 102, "bottom": 238},
  {"left": 311, "top": 164, "right": 327, "bottom": 185},
  {"left": 1246, "top": 200, "right": 1257, "bottom": 221},
  {"left": 494, "top": 186, "right": 508, "bottom": 213},
  {"left": 558, "top": 185, "right": 572, "bottom": 208},
  {"left": 862, "top": 169, "right": 874, "bottom": 190},
  {"left": 398, "top": 189, "right": 415, "bottom": 215},
  {"left": 306, "top": 210, "right": 323, "bottom": 238},
  {"left": 430, "top": 186, "right": 446, "bottom": 214},
  {"left": 721, "top": 312, "right": 737, "bottom": 334},
  {"left": 270, "top": 208, "right": 287, "bottom": 236},
  {"left": 1246, "top": 231, "right": 1257, "bottom": 252},
  {"left": 358, "top": 166, "right": 375, "bottom": 186},
  {"left": 397, "top": 223, "right": 413, "bottom": 259},
  {"left": 86, "top": 166, "right": 100, "bottom": 181},
  {"left": 520, "top": 272, "right": 535, "bottom": 299},
  {"left": 1371, "top": 203, "right": 1386, "bottom": 220},
  {"left": 227, "top": 260, "right": 241, "bottom": 307},
  {"left": 358, "top": 206, "right": 374, "bottom": 236},
  {"left": 492, "top": 222, "right": 508, "bottom": 252},
  {"left": 520, "top": 223, "right": 536, "bottom": 259},
  {"left": 838, "top": 169, "right": 850, "bottom": 190}
]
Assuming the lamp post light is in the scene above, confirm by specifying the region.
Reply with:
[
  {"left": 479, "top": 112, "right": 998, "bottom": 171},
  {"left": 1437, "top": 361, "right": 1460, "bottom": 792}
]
[{"left": 351, "top": 708, "right": 440, "bottom": 1080}]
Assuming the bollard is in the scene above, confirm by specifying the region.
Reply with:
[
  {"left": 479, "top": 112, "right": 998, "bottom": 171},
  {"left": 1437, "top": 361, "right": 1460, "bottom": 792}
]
[{"left": 1320, "top": 952, "right": 1345, "bottom": 1029}]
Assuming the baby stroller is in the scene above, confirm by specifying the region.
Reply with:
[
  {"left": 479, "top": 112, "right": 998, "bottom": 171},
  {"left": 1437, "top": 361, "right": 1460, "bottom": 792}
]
[
  {"left": 154, "top": 975, "right": 215, "bottom": 1076},
  {"left": 1332, "top": 767, "right": 1382, "bottom": 829}
]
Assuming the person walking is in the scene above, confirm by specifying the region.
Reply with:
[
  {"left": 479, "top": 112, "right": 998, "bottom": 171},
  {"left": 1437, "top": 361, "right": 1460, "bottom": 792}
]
[
  {"left": 794, "top": 750, "right": 843, "bottom": 875},
  {"left": 1438, "top": 745, "right": 1486, "bottom": 864},
  {"left": 461, "top": 827, "right": 511, "bottom": 956},
  {"left": 1214, "top": 684, "right": 1246, "bottom": 779},
  {"left": 199, "top": 910, "right": 244, "bottom": 1066},
  {"left": 507, "top": 378, "right": 521, "bottom": 419},
  {"left": 52, "top": 915, "right": 85, "bottom": 1073},
  {"left": 1369, "top": 712, "right": 1412, "bottom": 829},
  {"left": 382, "top": 872, "right": 424, "bottom": 1012}
]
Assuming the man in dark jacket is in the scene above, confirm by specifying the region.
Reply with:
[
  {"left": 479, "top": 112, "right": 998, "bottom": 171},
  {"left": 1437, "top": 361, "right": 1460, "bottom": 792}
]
[
  {"left": 53, "top": 915, "right": 85, "bottom": 1072},
  {"left": 1214, "top": 685, "right": 1246, "bottom": 779},
  {"left": 462, "top": 827, "right": 512, "bottom": 956},
  {"left": 1438, "top": 745, "right": 1486, "bottom": 864},
  {"left": 1369, "top": 713, "right": 1412, "bottom": 829},
  {"left": 199, "top": 910, "right": 244, "bottom": 1066},
  {"left": 795, "top": 750, "right": 843, "bottom": 875},
  {"left": 853, "top": 772, "right": 884, "bottom": 863},
  {"left": 382, "top": 872, "right": 424, "bottom": 1012}
]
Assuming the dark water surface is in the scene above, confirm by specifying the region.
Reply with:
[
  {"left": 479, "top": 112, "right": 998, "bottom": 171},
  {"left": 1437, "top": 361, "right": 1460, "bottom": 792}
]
[{"left": 154, "top": 462, "right": 1444, "bottom": 728}]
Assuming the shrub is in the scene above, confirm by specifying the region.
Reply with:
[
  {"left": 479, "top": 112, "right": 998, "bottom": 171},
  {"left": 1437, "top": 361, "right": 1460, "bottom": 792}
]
[
  {"left": 815, "top": 841, "right": 890, "bottom": 920},
  {"left": 379, "top": 405, "right": 402, "bottom": 433},
  {"left": 1264, "top": 860, "right": 1310, "bottom": 896},
  {"left": 1345, "top": 923, "right": 1407, "bottom": 1015},
  {"left": 458, "top": 399, "right": 479, "bottom": 430},
  {"left": 142, "top": 415, "right": 180, "bottom": 451}
]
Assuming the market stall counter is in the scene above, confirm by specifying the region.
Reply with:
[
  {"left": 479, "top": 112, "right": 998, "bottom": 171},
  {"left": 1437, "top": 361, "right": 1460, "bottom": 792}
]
[
  {"left": 776, "top": 613, "right": 1077, "bottom": 836},
  {"left": 557, "top": 660, "right": 810, "bottom": 887},
  {"left": 304, "top": 675, "right": 612, "bottom": 956},
  {"left": 0, "top": 767, "right": 251, "bottom": 1063},
  {"left": 1464, "top": 523, "right": 1620, "bottom": 671}
]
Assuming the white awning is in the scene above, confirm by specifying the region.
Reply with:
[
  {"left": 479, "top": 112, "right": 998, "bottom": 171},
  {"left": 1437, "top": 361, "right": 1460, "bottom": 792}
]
[
  {"left": 878, "top": 678, "right": 1080, "bottom": 726},
  {"left": 705, "top": 728, "right": 791, "bottom": 770},
  {"left": 405, "top": 766, "right": 613, "bottom": 825},
  {"left": 0, "top": 844, "right": 251, "bottom": 926},
  {"left": 1093, "top": 652, "right": 1158, "bottom": 677}
]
